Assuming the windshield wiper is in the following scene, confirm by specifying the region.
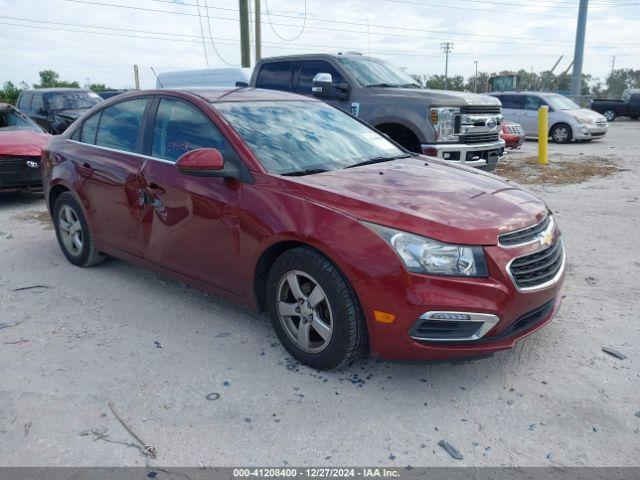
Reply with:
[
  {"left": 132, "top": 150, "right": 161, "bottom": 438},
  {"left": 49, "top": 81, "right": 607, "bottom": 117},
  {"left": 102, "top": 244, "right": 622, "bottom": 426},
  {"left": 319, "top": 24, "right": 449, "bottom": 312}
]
[
  {"left": 365, "top": 83, "right": 400, "bottom": 88},
  {"left": 280, "top": 168, "right": 329, "bottom": 177},
  {"left": 344, "top": 153, "right": 414, "bottom": 169}
]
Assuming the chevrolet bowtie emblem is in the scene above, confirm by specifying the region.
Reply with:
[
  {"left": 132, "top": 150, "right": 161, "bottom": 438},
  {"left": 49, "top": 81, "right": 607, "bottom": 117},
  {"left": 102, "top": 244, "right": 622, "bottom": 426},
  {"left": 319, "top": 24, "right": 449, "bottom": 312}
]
[{"left": 540, "top": 231, "right": 554, "bottom": 246}]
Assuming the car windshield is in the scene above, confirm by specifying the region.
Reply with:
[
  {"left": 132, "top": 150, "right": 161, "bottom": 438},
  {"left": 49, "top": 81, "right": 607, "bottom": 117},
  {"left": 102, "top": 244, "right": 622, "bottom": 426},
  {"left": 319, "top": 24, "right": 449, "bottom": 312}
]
[
  {"left": 0, "top": 107, "right": 43, "bottom": 132},
  {"left": 545, "top": 94, "right": 580, "bottom": 111},
  {"left": 46, "top": 91, "right": 102, "bottom": 110},
  {"left": 337, "top": 56, "right": 421, "bottom": 88},
  {"left": 214, "top": 100, "right": 406, "bottom": 174}
]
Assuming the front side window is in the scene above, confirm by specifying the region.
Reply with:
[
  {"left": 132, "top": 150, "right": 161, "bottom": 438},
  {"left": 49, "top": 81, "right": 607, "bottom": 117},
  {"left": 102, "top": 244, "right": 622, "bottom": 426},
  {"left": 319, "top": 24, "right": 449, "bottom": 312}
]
[
  {"left": 337, "top": 56, "right": 420, "bottom": 88},
  {"left": 215, "top": 100, "right": 404, "bottom": 174},
  {"left": 294, "top": 61, "right": 344, "bottom": 95},
  {"left": 31, "top": 93, "right": 44, "bottom": 113},
  {"left": 95, "top": 98, "right": 148, "bottom": 152},
  {"left": 0, "top": 107, "right": 42, "bottom": 132},
  {"left": 255, "top": 62, "right": 293, "bottom": 91},
  {"left": 80, "top": 112, "right": 101, "bottom": 144},
  {"left": 152, "top": 98, "right": 233, "bottom": 163}
]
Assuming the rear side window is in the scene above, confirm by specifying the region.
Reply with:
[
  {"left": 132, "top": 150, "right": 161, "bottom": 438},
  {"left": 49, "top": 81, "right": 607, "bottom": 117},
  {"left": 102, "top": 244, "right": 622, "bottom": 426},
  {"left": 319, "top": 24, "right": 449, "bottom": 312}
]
[
  {"left": 95, "top": 98, "right": 148, "bottom": 152},
  {"left": 499, "top": 95, "right": 524, "bottom": 109},
  {"left": 255, "top": 62, "right": 293, "bottom": 91},
  {"left": 80, "top": 113, "right": 100, "bottom": 144},
  {"left": 31, "top": 93, "right": 44, "bottom": 112},
  {"left": 151, "top": 98, "right": 234, "bottom": 163},
  {"left": 19, "top": 92, "right": 33, "bottom": 110},
  {"left": 294, "top": 60, "right": 344, "bottom": 95},
  {"left": 524, "top": 96, "right": 544, "bottom": 111}
]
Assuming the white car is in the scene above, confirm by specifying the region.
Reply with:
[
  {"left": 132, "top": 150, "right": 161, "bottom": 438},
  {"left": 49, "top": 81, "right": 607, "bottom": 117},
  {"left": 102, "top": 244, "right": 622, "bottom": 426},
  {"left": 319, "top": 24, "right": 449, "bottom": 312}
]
[
  {"left": 490, "top": 91, "right": 608, "bottom": 143},
  {"left": 155, "top": 68, "right": 252, "bottom": 89}
]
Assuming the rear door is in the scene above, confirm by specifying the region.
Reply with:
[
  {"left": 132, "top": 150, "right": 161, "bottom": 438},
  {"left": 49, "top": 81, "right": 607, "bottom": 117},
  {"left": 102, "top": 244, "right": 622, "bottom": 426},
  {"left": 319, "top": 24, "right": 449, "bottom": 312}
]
[
  {"left": 139, "top": 96, "right": 244, "bottom": 295},
  {"left": 497, "top": 94, "right": 524, "bottom": 128},
  {"left": 68, "top": 97, "right": 151, "bottom": 257},
  {"left": 254, "top": 61, "right": 294, "bottom": 92},
  {"left": 520, "top": 95, "right": 546, "bottom": 136}
]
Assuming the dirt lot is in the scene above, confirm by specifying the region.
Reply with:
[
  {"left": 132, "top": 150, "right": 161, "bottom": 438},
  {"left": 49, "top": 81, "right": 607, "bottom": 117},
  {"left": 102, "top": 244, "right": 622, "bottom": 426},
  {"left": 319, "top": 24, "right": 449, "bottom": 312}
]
[{"left": 1, "top": 121, "right": 639, "bottom": 468}]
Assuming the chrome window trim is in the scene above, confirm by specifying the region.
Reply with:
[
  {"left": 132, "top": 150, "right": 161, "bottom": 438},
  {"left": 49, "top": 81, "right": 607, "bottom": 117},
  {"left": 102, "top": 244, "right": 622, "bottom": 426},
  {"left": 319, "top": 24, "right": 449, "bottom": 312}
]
[
  {"left": 498, "top": 215, "right": 555, "bottom": 248},
  {"left": 66, "top": 139, "right": 176, "bottom": 165},
  {"left": 410, "top": 311, "right": 500, "bottom": 342},
  {"left": 506, "top": 239, "right": 566, "bottom": 293}
]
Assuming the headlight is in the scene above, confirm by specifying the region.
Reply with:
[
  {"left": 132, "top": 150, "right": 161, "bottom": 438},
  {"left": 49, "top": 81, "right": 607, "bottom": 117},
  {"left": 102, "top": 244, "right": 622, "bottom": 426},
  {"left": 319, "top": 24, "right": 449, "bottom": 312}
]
[
  {"left": 573, "top": 115, "right": 592, "bottom": 124},
  {"left": 365, "top": 222, "right": 488, "bottom": 277},
  {"left": 429, "top": 107, "right": 460, "bottom": 143}
]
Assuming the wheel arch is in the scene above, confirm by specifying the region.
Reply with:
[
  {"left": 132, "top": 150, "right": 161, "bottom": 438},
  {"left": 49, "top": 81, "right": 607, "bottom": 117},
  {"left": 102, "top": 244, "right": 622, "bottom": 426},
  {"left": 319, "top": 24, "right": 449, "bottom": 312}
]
[
  {"left": 48, "top": 184, "right": 71, "bottom": 214},
  {"left": 374, "top": 122, "right": 422, "bottom": 153}
]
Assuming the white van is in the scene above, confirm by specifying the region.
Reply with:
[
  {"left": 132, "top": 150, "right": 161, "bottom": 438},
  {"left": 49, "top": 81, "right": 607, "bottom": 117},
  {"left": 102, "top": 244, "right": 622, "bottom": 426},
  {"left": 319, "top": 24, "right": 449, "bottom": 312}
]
[{"left": 156, "top": 68, "right": 252, "bottom": 89}]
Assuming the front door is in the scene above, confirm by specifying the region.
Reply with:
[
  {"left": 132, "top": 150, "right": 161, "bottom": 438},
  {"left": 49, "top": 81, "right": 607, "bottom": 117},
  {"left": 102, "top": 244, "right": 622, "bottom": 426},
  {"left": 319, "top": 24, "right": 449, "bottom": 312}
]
[
  {"left": 140, "top": 97, "right": 244, "bottom": 295},
  {"left": 521, "top": 95, "right": 546, "bottom": 136}
]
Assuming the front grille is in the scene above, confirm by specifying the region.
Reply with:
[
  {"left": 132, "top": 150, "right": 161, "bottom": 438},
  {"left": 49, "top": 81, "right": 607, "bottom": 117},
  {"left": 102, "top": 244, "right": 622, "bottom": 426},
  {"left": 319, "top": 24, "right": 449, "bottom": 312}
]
[
  {"left": 509, "top": 240, "right": 565, "bottom": 290},
  {"left": 461, "top": 105, "right": 501, "bottom": 115},
  {"left": 499, "top": 216, "right": 552, "bottom": 246},
  {"left": 595, "top": 120, "right": 607, "bottom": 127},
  {"left": 459, "top": 132, "right": 500, "bottom": 144},
  {"left": 0, "top": 155, "right": 42, "bottom": 188},
  {"left": 510, "top": 301, "right": 555, "bottom": 333},
  {"left": 506, "top": 125, "right": 524, "bottom": 135}
]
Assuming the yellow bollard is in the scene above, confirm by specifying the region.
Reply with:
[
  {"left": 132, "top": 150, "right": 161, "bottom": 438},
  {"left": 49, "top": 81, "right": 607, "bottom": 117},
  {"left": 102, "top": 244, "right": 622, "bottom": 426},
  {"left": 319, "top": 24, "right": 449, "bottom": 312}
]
[{"left": 538, "top": 105, "right": 549, "bottom": 165}]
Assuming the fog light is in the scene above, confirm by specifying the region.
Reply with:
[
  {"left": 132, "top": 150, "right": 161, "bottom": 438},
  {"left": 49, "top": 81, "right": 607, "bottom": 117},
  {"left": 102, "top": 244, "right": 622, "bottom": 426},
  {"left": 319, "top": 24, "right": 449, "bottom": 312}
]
[
  {"left": 421, "top": 146, "right": 438, "bottom": 156},
  {"left": 374, "top": 310, "right": 396, "bottom": 324}
]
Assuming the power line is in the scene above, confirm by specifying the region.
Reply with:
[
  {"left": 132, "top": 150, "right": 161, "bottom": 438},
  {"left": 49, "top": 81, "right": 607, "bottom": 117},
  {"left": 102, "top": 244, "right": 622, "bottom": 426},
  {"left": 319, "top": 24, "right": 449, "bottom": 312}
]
[
  {"left": 201, "top": 0, "right": 238, "bottom": 66},
  {"left": 61, "top": 0, "right": 640, "bottom": 48},
  {"left": 194, "top": 0, "right": 210, "bottom": 68},
  {"left": 264, "top": 0, "right": 307, "bottom": 41}
]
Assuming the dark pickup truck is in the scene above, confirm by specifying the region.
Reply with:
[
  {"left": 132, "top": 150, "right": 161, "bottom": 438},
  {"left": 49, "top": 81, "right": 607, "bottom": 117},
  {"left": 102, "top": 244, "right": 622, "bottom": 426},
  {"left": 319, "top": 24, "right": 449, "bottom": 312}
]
[{"left": 590, "top": 89, "right": 640, "bottom": 122}]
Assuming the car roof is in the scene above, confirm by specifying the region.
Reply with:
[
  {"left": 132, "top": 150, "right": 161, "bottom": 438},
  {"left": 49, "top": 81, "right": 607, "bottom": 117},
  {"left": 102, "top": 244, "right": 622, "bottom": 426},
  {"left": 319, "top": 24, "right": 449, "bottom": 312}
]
[
  {"left": 163, "top": 87, "right": 318, "bottom": 103},
  {"left": 0, "top": 102, "right": 14, "bottom": 109},
  {"left": 489, "top": 91, "right": 558, "bottom": 96},
  {"left": 22, "top": 88, "right": 91, "bottom": 93},
  {"left": 255, "top": 53, "right": 364, "bottom": 63}
]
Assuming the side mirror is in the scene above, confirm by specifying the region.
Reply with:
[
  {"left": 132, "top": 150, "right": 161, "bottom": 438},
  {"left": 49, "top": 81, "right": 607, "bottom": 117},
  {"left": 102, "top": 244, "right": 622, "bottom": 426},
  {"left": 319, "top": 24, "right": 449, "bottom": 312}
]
[
  {"left": 312, "top": 72, "right": 334, "bottom": 99},
  {"left": 176, "top": 148, "right": 228, "bottom": 177}
]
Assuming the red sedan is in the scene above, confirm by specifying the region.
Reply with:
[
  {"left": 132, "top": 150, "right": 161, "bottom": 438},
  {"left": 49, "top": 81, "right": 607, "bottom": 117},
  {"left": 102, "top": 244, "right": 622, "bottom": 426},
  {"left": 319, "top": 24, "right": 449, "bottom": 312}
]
[
  {"left": 42, "top": 88, "right": 565, "bottom": 369},
  {"left": 0, "top": 103, "right": 52, "bottom": 191},
  {"left": 500, "top": 120, "right": 525, "bottom": 149}
]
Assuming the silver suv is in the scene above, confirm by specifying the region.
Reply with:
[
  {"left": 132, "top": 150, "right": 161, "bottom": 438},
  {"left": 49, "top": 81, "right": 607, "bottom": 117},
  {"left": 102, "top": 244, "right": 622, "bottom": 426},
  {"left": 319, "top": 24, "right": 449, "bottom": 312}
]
[{"left": 490, "top": 92, "right": 608, "bottom": 143}]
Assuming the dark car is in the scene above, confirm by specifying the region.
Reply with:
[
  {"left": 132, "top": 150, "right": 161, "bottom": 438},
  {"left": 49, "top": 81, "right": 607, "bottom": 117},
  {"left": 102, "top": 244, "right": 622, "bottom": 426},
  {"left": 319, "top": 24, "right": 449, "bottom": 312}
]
[
  {"left": 42, "top": 88, "right": 565, "bottom": 369},
  {"left": 16, "top": 88, "right": 102, "bottom": 134},
  {"left": 590, "top": 89, "right": 640, "bottom": 121},
  {"left": 96, "top": 90, "right": 127, "bottom": 100},
  {"left": 0, "top": 103, "right": 52, "bottom": 191}
]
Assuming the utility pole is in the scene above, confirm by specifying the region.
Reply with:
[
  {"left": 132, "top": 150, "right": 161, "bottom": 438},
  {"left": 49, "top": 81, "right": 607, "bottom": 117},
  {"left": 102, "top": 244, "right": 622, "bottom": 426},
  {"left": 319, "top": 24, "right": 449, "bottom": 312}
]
[
  {"left": 254, "top": 0, "right": 261, "bottom": 61},
  {"left": 133, "top": 65, "right": 140, "bottom": 90},
  {"left": 441, "top": 42, "right": 453, "bottom": 90},
  {"left": 473, "top": 60, "right": 478, "bottom": 93},
  {"left": 570, "top": 0, "right": 588, "bottom": 97},
  {"left": 610, "top": 56, "right": 616, "bottom": 80},
  {"left": 239, "top": 0, "right": 251, "bottom": 67}
]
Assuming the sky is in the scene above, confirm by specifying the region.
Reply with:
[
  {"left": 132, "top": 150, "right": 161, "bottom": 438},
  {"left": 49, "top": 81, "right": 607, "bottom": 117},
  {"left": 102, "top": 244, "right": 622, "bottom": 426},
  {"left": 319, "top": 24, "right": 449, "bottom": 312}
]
[{"left": 1, "top": 0, "right": 639, "bottom": 90}]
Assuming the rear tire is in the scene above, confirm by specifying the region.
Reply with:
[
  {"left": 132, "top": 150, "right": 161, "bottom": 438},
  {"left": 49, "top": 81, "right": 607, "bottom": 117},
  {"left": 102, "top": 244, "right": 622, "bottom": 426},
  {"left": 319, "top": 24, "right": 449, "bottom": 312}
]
[
  {"left": 603, "top": 110, "right": 616, "bottom": 122},
  {"left": 550, "top": 123, "right": 573, "bottom": 144},
  {"left": 266, "top": 247, "right": 366, "bottom": 370},
  {"left": 53, "top": 192, "right": 106, "bottom": 267}
]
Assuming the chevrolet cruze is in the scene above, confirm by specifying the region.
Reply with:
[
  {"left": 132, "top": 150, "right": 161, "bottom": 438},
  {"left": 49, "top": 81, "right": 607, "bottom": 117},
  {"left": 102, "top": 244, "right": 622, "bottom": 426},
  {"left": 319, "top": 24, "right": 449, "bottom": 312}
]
[{"left": 42, "top": 88, "right": 565, "bottom": 369}]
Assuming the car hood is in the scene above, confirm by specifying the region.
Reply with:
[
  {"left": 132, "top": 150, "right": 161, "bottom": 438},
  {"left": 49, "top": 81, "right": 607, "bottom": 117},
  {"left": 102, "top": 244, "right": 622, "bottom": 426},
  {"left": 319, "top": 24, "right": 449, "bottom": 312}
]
[
  {"left": 564, "top": 108, "right": 606, "bottom": 121},
  {"left": 52, "top": 108, "right": 89, "bottom": 120},
  {"left": 367, "top": 87, "right": 502, "bottom": 107},
  {"left": 0, "top": 130, "right": 52, "bottom": 156},
  {"left": 281, "top": 158, "right": 548, "bottom": 245}
]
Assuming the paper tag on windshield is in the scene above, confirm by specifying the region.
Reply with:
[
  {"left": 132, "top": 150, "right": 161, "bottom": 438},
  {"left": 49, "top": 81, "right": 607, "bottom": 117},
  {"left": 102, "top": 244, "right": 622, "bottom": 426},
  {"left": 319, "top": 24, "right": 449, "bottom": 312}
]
[{"left": 362, "top": 132, "right": 396, "bottom": 150}]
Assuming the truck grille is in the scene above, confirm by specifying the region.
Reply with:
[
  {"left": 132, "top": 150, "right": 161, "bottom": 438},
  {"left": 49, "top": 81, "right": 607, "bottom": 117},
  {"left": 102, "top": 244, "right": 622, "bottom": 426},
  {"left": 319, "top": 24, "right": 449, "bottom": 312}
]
[
  {"left": 509, "top": 239, "right": 565, "bottom": 290},
  {"left": 461, "top": 105, "right": 501, "bottom": 115},
  {"left": 506, "top": 124, "right": 524, "bottom": 135},
  {"left": 459, "top": 132, "right": 500, "bottom": 144},
  {"left": 499, "top": 216, "right": 553, "bottom": 247}
]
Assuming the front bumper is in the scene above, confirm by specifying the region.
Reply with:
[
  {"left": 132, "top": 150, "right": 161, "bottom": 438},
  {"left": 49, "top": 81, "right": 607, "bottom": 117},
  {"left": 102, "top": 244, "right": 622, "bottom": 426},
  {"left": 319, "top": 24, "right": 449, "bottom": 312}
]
[
  {"left": 354, "top": 238, "right": 565, "bottom": 361},
  {"left": 573, "top": 123, "right": 608, "bottom": 140},
  {"left": 421, "top": 140, "right": 506, "bottom": 172}
]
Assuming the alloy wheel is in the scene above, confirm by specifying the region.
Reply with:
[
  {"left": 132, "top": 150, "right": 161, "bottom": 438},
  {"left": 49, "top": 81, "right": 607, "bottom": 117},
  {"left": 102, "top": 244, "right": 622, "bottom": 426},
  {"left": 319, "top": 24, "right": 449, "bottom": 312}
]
[
  {"left": 603, "top": 110, "right": 615, "bottom": 122},
  {"left": 276, "top": 270, "right": 333, "bottom": 353},
  {"left": 553, "top": 126, "right": 569, "bottom": 143},
  {"left": 58, "top": 205, "right": 83, "bottom": 256}
]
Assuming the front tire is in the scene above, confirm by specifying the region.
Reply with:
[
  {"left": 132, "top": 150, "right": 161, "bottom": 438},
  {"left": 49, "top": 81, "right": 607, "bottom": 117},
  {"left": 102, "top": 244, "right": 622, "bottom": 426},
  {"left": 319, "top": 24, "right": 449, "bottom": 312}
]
[
  {"left": 550, "top": 123, "right": 573, "bottom": 144},
  {"left": 603, "top": 110, "right": 616, "bottom": 122},
  {"left": 53, "top": 192, "right": 105, "bottom": 267},
  {"left": 266, "top": 247, "right": 366, "bottom": 370}
]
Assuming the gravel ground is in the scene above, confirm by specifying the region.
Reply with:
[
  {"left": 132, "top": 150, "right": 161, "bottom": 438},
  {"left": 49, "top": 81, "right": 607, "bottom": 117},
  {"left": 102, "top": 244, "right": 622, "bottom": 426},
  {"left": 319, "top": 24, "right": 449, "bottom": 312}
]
[{"left": 0, "top": 121, "right": 639, "bottom": 467}]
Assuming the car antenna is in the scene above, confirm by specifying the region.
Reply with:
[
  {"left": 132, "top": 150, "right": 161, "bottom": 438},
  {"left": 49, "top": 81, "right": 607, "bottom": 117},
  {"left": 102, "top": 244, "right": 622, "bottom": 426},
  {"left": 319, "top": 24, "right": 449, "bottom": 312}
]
[{"left": 150, "top": 66, "right": 164, "bottom": 88}]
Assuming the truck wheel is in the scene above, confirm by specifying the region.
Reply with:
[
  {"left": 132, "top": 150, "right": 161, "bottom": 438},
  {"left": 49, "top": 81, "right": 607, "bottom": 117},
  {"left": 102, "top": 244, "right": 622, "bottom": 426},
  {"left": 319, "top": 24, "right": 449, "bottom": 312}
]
[
  {"left": 603, "top": 110, "right": 616, "bottom": 122},
  {"left": 631, "top": 116, "right": 639, "bottom": 120},
  {"left": 266, "top": 247, "right": 366, "bottom": 370},
  {"left": 550, "top": 123, "right": 573, "bottom": 144}
]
